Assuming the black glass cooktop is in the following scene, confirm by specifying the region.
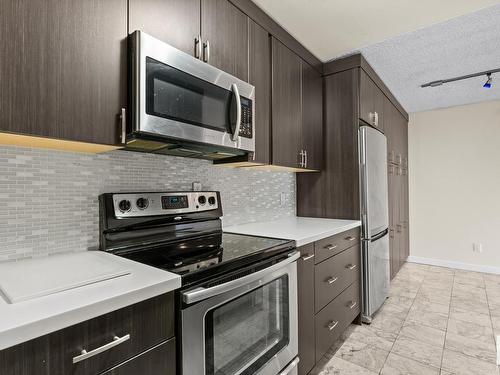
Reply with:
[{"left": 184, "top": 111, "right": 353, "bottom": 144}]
[{"left": 119, "top": 232, "right": 294, "bottom": 286}]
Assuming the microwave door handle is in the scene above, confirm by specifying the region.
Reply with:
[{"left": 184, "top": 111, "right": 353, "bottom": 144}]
[{"left": 230, "top": 83, "right": 242, "bottom": 142}]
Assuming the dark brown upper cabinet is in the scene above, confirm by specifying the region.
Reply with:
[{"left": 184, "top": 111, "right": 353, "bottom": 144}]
[
  {"left": 248, "top": 19, "right": 271, "bottom": 165},
  {"left": 301, "top": 62, "right": 323, "bottom": 171},
  {"left": 271, "top": 38, "right": 302, "bottom": 169},
  {"left": 201, "top": 0, "right": 249, "bottom": 81},
  {"left": 359, "top": 70, "right": 385, "bottom": 132},
  {"left": 0, "top": 0, "right": 127, "bottom": 146},
  {"left": 128, "top": 0, "right": 201, "bottom": 56}
]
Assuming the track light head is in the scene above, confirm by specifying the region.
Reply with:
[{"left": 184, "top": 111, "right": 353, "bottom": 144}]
[{"left": 483, "top": 73, "right": 492, "bottom": 89}]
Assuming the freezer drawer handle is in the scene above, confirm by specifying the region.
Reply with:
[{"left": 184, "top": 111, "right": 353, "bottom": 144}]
[
  {"left": 72, "top": 334, "right": 130, "bottom": 364},
  {"left": 325, "top": 244, "right": 337, "bottom": 251},
  {"left": 348, "top": 301, "right": 357, "bottom": 309},
  {"left": 327, "top": 320, "right": 339, "bottom": 331},
  {"left": 346, "top": 264, "right": 357, "bottom": 270},
  {"left": 326, "top": 276, "right": 338, "bottom": 285},
  {"left": 345, "top": 236, "right": 356, "bottom": 242}
]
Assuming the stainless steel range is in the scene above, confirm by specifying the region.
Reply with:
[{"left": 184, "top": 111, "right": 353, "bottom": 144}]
[{"left": 99, "top": 191, "right": 299, "bottom": 375}]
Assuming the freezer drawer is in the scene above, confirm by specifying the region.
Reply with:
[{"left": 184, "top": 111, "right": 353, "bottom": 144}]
[{"left": 362, "top": 232, "right": 390, "bottom": 320}]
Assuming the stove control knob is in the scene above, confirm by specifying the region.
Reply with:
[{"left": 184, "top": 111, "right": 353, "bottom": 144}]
[
  {"left": 136, "top": 197, "right": 149, "bottom": 210},
  {"left": 118, "top": 199, "right": 131, "bottom": 213},
  {"left": 208, "top": 196, "right": 216, "bottom": 205},
  {"left": 198, "top": 195, "right": 207, "bottom": 205}
]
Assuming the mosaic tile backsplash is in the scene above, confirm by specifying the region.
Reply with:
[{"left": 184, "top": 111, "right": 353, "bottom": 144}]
[{"left": 0, "top": 146, "right": 296, "bottom": 262}]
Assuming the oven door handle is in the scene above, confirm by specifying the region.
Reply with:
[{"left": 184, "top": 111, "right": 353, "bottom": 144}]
[
  {"left": 279, "top": 357, "right": 300, "bottom": 375},
  {"left": 230, "top": 83, "right": 242, "bottom": 142},
  {"left": 182, "top": 251, "right": 299, "bottom": 305}
]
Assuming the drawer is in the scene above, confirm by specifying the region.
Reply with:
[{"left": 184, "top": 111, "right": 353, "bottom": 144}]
[
  {"left": 314, "top": 244, "right": 360, "bottom": 312},
  {"left": 315, "top": 282, "right": 360, "bottom": 362},
  {"left": 340, "top": 281, "right": 361, "bottom": 324},
  {"left": 314, "top": 227, "right": 360, "bottom": 264}
]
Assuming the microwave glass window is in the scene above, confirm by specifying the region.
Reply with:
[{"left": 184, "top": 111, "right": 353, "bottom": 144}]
[
  {"left": 146, "top": 57, "right": 232, "bottom": 133},
  {"left": 204, "top": 276, "right": 290, "bottom": 375}
]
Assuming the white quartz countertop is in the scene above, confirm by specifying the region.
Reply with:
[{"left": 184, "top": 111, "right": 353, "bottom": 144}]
[
  {"left": 224, "top": 217, "right": 361, "bottom": 247},
  {"left": 0, "top": 251, "right": 181, "bottom": 350}
]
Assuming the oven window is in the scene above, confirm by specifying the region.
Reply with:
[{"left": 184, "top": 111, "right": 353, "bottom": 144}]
[
  {"left": 205, "top": 276, "right": 290, "bottom": 375},
  {"left": 146, "top": 57, "right": 232, "bottom": 133}
]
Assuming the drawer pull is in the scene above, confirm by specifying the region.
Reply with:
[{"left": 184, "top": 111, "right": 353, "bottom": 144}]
[
  {"left": 301, "top": 254, "right": 315, "bottom": 261},
  {"left": 327, "top": 320, "right": 339, "bottom": 331},
  {"left": 346, "top": 264, "right": 357, "bottom": 270},
  {"left": 325, "top": 244, "right": 338, "bottom": 251},
  {"left": 326, "top": 276, "right": 338, "bottom": 285},
  {"left": 345, "top": 236, "right": 356, "bottom": 242},
  {"left": 72, "top": 334, "right": 131, "bottom": 364},
  {"left": 348, "top": 301, "right": 357, "bottom": 309}
]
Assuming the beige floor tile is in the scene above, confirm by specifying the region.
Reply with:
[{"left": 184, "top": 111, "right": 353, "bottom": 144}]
[
  {"left": 334, "top": 339, "right": 389, "bottom": 373},
  {"left": 406, "top": 308, "right": 449, "bottom": 331},
  {"left": 381, "top": 352, "right": 440, "bottom": 375},
  {"left": 447, "top": 318, "right": 495, "bottom": 344},
  {"left": 450, "top": 296, "right": 490, "bottom": 316},
  {"left": 445, "top": 331, "right": 497, "bottom": 364},
  {"left": 349, "top": 324, "right": 397, "bottom": 352},
  {"left": 399, "top": 321, "right": 446, "bottom": 347},
  {"left": 389, "top": 286, "right": 418, "bottom": 300},
  {"left": 391, "top": 336, "right": 443, "bottom": 368},
  {"left": 370, "top": 311, "right": 406, "bottom": 334},
  {"left": 439, "top": 371, "right": 453, "bottom": 375},
  {"left": 385, "top": 294, "right": 415, "bottom": 309},
  {"left": 317, "top": 357, "right": 378, "bottom": 375},
  {"left": 441, "top": 349, "right": 498, "bottom": 375},
  {"left": 452, "top": 286, "right": 488, "bottom": 303},
  {"left": 416, "top": 290, "right": 451, "bottom": 306},
  {"left": 378, "top": 301, "right": 411, "bottom": 320},
  {"left": 449, "top": 306, "right": 492, "bottom": 327},
  {"left": 411, "top": 299, "right": 450, "bottom": 315}
]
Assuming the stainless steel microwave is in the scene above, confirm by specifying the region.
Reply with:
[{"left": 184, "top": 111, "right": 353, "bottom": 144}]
[{"left": 127, "top": 30, "right": 255, "bottom": 160}]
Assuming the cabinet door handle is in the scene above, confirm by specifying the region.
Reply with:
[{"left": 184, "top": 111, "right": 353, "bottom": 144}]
[
  {"left": 304, "top": 150, "right": 308, "bottom": 169},
  {"left": 194, "top": 35, "right": 202, "bottom": 59},
  {"left": 325, "top": 244, "right": 337, "bottom": 251},
  {"left": 120, "top": 108, "right": 126, "bottom": 144},
  {"left": 203, "top": 40, "right": 210, "bottom": 62},
  {"left": 72, "top": 334, "right": 130, "bottom": 364},
  {"left": 346, "top": 264, "right": 357, "bottom": 270},
  {"left": 345, "top": 236, "right": 356, "bottom": 242},
  {"left": 298, "top": 150, "right": 305, "bottom": 168},
  {"left": 327, "top": 320, "right": 339, "bottom": 331},
  {"left": 370, "top": 112, "right": 379, "bottom": 127},
  {"left": 326, "top": 276, "right": 338, "bottom": 285},
  {"left": 348, "top": 301, "right": 357, "bottom": 309},
  {"left": 301, "top": 254, "right": 315, "bottom": 261}
]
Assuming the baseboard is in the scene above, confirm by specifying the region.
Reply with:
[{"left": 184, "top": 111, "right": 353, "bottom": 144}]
[{"left": 407, "top": 255, "right": 500, "bottom": 275}]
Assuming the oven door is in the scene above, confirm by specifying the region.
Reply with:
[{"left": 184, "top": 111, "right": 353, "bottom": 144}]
[
  {"left": 131, "top": 30, "right": 255, "bottom": 153},
  {"left": 181, "top": 253, "right": 299, "bottom": 375}
]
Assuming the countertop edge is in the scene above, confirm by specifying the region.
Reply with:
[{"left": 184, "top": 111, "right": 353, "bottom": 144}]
[
  {"left": 0, "top": 276, "right": 180, "bottom": 351},
  {"left": 294, "top": 222, "right": 362, "bottom": 247}
]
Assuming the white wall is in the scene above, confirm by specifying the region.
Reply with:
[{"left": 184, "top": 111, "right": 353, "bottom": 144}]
[{"left": 409, "top": 100, "right": 500, "bottom": 272}]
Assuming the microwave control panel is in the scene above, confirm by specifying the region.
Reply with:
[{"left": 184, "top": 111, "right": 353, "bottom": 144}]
[{"left": 239, "top": 97, "right": 253, "bottom": 138}]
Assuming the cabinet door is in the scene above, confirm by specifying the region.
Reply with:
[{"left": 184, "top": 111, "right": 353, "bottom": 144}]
[
  {"left": 249, "top": 19, "right": 271, "bottom": 165},
  {"left": 297, "top": 244, "right": 315, "bottom": 375},
  {"left": 102, "top": 339, "right": 175, "bottom": 375},
  {"left": 0, "top": 0, "right": 127, "bottom": 145},
  {"left": 271, "top": 38, "right": 302, "bottom": 169},
  {"left": 201, "top": 0, "right": 248, "bottom": 81},
  {"left": 129, "top": 0, "right": 200, "bottom": 56},
  {"left": 302, "top": 61, "right": 323, "bottom": 171},
  {"left": 360, "top": 70, "right": 385, "bottom": 131}
]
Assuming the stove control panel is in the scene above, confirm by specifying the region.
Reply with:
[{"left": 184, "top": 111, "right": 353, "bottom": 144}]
[{"left": 112, "top": 192, "right": 219, "bottom": 218}]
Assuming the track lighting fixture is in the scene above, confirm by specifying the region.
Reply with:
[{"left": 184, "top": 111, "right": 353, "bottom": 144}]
[
  {"left": 421, "top": 67, "right": 500, "bottom": 89},
  {"left": 483, "top": 73, "right": 492, "bottom": 89}
]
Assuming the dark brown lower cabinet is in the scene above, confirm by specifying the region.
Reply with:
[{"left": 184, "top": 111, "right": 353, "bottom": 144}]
[
  {"left": 297, "top": 244, "right": 315, "bottom": 375},
  {"left": 101, "top": 339, "right": 175, "bottom": 375},
  {"left": 0, "top": 294, "right": 175, "bottom": 375},
  {"left": 297, "top": 228, "right": 361, "bottom": 375}
]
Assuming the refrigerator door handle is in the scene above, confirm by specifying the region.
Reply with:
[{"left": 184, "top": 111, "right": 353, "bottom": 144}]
[{"left": 370, "top": 229, "right": 389, "bottom": 242}]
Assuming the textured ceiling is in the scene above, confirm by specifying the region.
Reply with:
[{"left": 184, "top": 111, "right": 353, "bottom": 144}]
[
  {"left": 251, "top": 0, "right": 500, "bottom": 61},
  {"left": 357, "top": 5, "right": 500, "bottom": 113}
]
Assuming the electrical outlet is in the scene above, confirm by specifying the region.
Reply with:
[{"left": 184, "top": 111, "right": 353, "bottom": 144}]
[
  {"left": 280, "top": 193, "right": 287, "bottom": 207},
  {"left": 473, "top": 243, "right": 483, "bottom": 253}
]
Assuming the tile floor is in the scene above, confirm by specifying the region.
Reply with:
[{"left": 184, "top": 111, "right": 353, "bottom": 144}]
[{"left": 312, "top": 262, "right": 500, "bottom": 375}]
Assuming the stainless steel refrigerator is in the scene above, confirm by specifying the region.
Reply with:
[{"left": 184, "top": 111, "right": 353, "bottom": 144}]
[{"left": 359, "top": 125, "right": 390, "bottom": 323}]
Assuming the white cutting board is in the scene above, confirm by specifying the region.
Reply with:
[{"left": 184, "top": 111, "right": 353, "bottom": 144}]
[{"left": 0, "top": 252, "right": 131, "bottom": 304}]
